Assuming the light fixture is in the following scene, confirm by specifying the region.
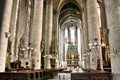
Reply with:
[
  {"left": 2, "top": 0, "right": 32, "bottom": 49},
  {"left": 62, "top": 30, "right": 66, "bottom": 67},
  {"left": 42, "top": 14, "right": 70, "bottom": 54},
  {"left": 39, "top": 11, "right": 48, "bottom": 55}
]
[
  {"left": 112, "top": 48, "right": 117, "bottom": 54},
  {"left": 43, "top": 54, "right": 57, "bottom": 59},
  {"left": 5, "top": 32, "right": 10, "bottom": 38},
  {"left": 76, "top": 11, "right": 80, "bottom": 15},
  {"left": 21, "top": 46, "right": 37, "bottom": 52},
  {"left": 20, "top": 43, "right": 37, "bottom": 58},
  {"left": 43, "top": 54, "right": 52, "bottom": 58},
  {"left": 21, "top": 48, "right": 26, "bottom": 51},
  {"left": 88, "top": 38, "right": 105, "bottom": 49}
]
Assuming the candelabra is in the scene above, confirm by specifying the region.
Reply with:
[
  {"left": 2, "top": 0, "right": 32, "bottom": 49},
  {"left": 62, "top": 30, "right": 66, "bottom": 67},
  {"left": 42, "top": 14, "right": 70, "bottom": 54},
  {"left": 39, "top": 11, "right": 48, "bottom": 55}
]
[
  {"left": 43, "top": 54, "right": 52, "bottom": 58},
  {"left": 21, "top": 43, "right": 37, "bottom": 58},
  {"left": 43, "top": 54, "right": 57, "bottom": 59},
  {"left": 88, "top": 38, "right": 105, "bottom": 49}
]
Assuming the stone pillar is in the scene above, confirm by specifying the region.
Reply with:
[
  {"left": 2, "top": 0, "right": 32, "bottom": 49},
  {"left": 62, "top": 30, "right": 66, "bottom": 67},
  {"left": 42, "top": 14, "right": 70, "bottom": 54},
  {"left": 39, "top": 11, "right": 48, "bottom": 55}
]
[
  {"left": 0, "top": 0, "right": 13, "bottom": 72},
  {"left": 20, "top": 0, "right": 32, "bottom": 67},
  {"left": 53, "top": 11, "right": 58, "bottom": 68},
  {"left": 9, "top": 0, "right": 20, "bottom": 62},
  {"left": 99, "top": 2, "right": 110, "bottom": 70},
  {"left": 30, "top": 0, "right": 43, "bottom": 69},
  {"left": 82, "top": 1, "right": 90, "bottom": 68},
  {"left": 87, "top": 0, "right": 101, "bottom": 70},
  {"left": 105, "top": 0, "right": 120, "bottom": 78},
  {"left": 44, "top": 0, "right": 53, "bottom": 69},
  {"left": 14, "top": 0, "right": 26, "bottom": 59},
  {"left": 99, "top": 3, "right": 109, "bottom": 45},
  {"left": 41, "top": 3, "right": 46, "bottom": 69}
]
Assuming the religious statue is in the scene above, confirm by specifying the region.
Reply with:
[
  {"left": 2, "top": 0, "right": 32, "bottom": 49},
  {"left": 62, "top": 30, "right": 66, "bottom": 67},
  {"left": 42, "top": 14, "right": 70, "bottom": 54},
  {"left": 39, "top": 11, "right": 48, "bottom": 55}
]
[{"left": 40, "top": 40, "right": 45, "bottom": 52}]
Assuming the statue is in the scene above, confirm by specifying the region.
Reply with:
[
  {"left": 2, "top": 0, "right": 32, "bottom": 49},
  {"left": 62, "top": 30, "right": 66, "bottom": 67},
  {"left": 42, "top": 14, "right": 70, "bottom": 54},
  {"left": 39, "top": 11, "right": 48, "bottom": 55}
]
[{"left": 40, "top": 41, "right": 45, "bottom": 52}]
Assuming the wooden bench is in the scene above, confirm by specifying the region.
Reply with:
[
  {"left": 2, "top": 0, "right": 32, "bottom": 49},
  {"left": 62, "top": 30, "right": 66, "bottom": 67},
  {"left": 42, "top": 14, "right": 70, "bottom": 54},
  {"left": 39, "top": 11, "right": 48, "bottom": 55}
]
[
  {"left": 0, "top": 68, "right": 63, "bottom": 80},
  {"left": 71, "top": 70, "right": 112, "bottom": 80},
  {"left": 0, "top": 70, "right": 35, "bottom": 80}
]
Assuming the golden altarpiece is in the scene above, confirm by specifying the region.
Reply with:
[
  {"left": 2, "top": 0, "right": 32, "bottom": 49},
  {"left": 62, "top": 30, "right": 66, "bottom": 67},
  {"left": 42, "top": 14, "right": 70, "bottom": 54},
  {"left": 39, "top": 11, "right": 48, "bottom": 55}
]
[{"left": 66, "top": 43, "right": 79, "bottom": 67}]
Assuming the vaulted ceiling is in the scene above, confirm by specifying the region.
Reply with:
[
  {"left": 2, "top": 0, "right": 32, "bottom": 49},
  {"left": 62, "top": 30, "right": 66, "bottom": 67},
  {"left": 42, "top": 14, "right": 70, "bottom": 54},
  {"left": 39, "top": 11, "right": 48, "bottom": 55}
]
[
  {"left": 53, "top": 0, "right": 83, "bottom": 13},
  {"left": 42, "top": 0, "right": 104, "bottom": 30},
  {"left": 52, "top": 0, "right": 104, "bottom": 12}
]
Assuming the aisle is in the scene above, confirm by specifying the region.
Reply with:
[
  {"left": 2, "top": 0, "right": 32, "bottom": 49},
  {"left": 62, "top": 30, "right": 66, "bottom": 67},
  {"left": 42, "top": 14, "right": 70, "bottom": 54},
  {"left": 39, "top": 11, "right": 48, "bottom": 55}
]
[{"left": 48, "top": 73, "right": 71, "bottom": 80}]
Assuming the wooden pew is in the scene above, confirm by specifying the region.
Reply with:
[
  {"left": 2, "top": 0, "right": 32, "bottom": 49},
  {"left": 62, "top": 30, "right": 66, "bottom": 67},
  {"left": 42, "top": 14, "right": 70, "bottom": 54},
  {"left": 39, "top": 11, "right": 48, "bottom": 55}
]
[
  {"left": 0, "top": 72, "right": 11, "bottom": 80},
  {"left": 71, "top": 70, "right": 112, "bottom": 80},
  {"left": 0, "top": 68, "right": 63, "bottom": 80},
  {"left": 0, "top": 70, "right": 35, "bottom": 80}
]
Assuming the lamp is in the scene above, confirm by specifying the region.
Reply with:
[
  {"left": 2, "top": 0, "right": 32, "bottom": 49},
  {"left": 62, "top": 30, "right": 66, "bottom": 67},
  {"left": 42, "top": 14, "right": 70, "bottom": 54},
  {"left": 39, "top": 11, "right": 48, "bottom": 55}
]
[
  {"left": 21, "top": 43, "right": 37, "bottom": 58},
  {"left": 43, "top": 54, "right": 52, "bottom": 58},
  {"left": 43, "top": 54, "right": 57, "bottom": 59},
  {"left": 88, "top": 38, "right": 105, "bottom": 49},
  {"left": 5, "top": 32, "right": 10, "bottom": 38}
]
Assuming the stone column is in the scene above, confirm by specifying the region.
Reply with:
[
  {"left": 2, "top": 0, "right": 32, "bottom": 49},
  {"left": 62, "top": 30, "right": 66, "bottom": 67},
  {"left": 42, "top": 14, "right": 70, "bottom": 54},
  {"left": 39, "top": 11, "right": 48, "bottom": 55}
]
[
  {"left": 30, "top": 0, "right": 43, "bottom": 69},
  {"left": 99, "top": 3, "right": 109, "bottom": 45},
  {"left": 0, "top": 0, "right": 13, "bottom": 72},
  {"left": 41, "top": 3, "right": 46, "bottom": 69},
  {"left": 44, "top": 0, "right": 53, "bottom": 69},
  {"left": 82, "top": 1, "right": 90, "bottom": 68},
  {"left": 99, "top": 2, "right": 110, "bottom": 69},
  {"left": 105, "top": 0, "right": 120, "bottom": 78},
  {"left": 53, "top": 11, "right": 58, "bottom": 68},
  {"left": 87, "top": 0, "right": 101, "bottom": 70},
  {"left": 9, "top": 0, "right": 20, "bottom": 62},
  {"left": 20, "top": 0, "right": 32, "bottom": 67},
  {"left": 14, "top": 0, "right": 26, "bottom": 59}
]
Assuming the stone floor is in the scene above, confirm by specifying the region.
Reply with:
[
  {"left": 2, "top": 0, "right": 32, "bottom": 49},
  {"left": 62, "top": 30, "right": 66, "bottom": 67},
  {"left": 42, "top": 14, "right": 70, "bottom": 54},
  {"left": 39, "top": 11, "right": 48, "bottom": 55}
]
[{"left": 48, "top": 73, "right": 71, "bottom": 80}]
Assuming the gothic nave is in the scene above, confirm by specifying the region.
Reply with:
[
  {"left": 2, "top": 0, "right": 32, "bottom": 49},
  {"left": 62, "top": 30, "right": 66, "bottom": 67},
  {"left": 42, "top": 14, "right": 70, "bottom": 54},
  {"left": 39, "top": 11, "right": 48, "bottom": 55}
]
[{"left": 0, "top": 0, "right": 120, "bottom": 80}]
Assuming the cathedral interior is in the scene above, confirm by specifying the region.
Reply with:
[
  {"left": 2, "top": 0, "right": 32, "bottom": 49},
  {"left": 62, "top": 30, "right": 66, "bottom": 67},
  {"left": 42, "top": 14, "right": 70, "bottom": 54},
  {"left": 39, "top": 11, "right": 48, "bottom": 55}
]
[{"left": 0, "top": 0, "right": 120, "bottom": 80}]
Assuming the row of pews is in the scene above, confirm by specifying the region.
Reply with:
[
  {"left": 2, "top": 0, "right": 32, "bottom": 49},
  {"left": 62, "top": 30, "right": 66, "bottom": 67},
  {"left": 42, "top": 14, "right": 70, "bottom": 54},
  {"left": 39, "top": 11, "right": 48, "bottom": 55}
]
[
  {"left": 71, "top": 69, "right": 112, "bottom": 80},
  {"left": 0, "top": 68, "right": 63, "bottom": 80}
]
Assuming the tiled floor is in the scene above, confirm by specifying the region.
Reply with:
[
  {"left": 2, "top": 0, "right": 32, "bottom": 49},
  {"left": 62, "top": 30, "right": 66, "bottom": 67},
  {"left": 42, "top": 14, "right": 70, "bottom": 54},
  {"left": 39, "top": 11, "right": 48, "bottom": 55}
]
[{"left": 48, "top": 73, "right": 71, "bottom": 80}]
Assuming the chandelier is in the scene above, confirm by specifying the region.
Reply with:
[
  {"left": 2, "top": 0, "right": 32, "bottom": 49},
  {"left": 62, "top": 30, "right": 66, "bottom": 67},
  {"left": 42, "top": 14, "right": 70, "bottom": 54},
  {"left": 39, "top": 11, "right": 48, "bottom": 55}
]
[{"left": 88, "top": 38, "right": 105, "bottom": 49}]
